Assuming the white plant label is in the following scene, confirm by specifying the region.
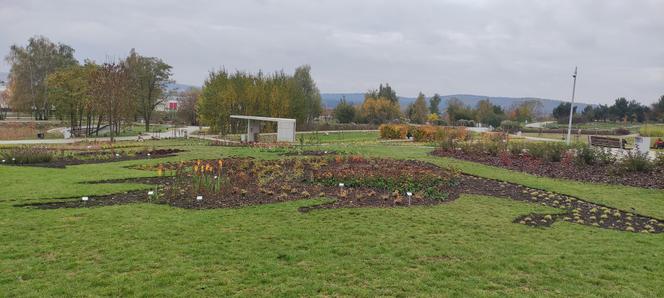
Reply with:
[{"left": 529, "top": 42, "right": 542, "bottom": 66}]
[
  {"left": 81, "top": 196, "right": 89, "bottom": 201},
  {"left": 147, "top": 191, "right": 154, "bottom": 196},
  {"left": 196, "top": 195, "right": 203, "bottom": 201}
]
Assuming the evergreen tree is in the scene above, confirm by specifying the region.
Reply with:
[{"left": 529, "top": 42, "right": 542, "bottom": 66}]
[
  {"left": 429, "top": 93, "right": 441, "bottom": 114},
  {"left": 333, "top": 97, "right": 356, "bottom": 123}
]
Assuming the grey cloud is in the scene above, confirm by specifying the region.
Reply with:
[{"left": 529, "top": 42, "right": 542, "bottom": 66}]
[{"left": 0, "top": 0, "right": 662, "bottom": 104}]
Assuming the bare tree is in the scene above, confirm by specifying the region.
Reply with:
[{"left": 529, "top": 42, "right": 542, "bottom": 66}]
[{"left": 88, "top": 62, "right": 131, "bottom": 142}]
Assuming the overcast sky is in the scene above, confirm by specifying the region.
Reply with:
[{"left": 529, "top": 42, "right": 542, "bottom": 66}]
[{"left": 1, "top": 0, "right": 663, "bottom": 104}]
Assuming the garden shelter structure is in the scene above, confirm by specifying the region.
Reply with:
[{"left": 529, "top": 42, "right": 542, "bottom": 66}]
[{"left": 230, "top": 115, "right": 296, "bottom": 142}]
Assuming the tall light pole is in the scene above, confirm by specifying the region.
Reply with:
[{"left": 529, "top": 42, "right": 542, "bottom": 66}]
[{"left": 566, "top": 66, "right": 578, "bottom": 145}]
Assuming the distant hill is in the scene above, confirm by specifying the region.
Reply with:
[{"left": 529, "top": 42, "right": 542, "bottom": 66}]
[
  {"left": 166, "top": 82, "right": 198, "bottom": 92},
  {"left": 321, "top": 93, "right": 591, "bottom": 115}
]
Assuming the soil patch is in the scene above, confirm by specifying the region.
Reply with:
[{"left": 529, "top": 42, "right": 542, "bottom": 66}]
[{"left": 432, "top": 149, "right": 664, "bottom": 189}]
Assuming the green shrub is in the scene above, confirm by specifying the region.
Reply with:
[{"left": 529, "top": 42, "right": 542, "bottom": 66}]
[
  {"left": 523, "top": 142, "right": 571, "bottom": 162},
  {"left": 500, "top": 120, "right": 521, "bottom": 133},
  {"left": 594, "top": 147, "right": 617, "bottom": 165},
  {"left": 508, "top": 142, "right": 527, "bottom": 155},
  {"left": 654, "top": 152, "right": 664, "bottom": 168},
  {"left": 0, "top": 146, "right": 54, "bottom": 164},
  {"left": 618, "top": 151, "right": 652, "bottom": 172},
  {"left": 574, "top": 144, "right": 597, "bottom": 165}
]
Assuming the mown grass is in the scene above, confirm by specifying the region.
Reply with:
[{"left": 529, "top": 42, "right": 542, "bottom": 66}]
[
  {"left": 1, "top": 137, "right": 664, "bottom": 296},
  {"left": 639, "top": 125, "right": 664, "bottom": 137}
]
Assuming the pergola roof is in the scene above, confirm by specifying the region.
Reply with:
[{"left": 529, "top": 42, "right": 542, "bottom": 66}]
[{"left": 230, "top": 115, "right": 296, "bottom": 122}]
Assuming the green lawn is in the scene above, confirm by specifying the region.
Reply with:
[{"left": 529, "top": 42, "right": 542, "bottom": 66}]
[{"left": 1, "top": 137, "right": 663, "bottom": 296}]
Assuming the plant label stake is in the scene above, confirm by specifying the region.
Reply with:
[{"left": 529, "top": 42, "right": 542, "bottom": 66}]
[
  {"left": 196, "top": 195, "right": 203, "bottom": 201},
  {"left": 338, "top": 183, "right": 344, "bottom": 188},
  {"left": 406, "top": 192, "right": 413, "bottom": 206},
  {"left": 81, "top": 196, "right": 89, "bottom": 202},
  {"left": 147, "top": 191, "right": 154, "bottom": 196}
]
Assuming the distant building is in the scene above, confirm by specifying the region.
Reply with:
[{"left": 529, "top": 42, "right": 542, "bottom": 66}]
[
  {"left": 0, "top": 79, "right": 8, "bottom": 119},
  {"left": 0, "top": 78, "right": 7, "bottom": 110}
]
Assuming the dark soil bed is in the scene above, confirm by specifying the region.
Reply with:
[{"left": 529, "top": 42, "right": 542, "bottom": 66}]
[
  {"left": 282, "top": 150, "right": 338, "bottom": 156},
  {"left": 6, "top": 148, "right": 185, "bottom": 168},
  {"left": 18, "top": 157, "right": 664, "bottom": 234},
  {"left": 432, "top": 149, "right": 664, "bottom": 189}
]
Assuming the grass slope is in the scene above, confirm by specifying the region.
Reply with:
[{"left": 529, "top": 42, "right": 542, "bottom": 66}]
[{"left": 1, "top": 137, "right": 663, "bottom": 296}]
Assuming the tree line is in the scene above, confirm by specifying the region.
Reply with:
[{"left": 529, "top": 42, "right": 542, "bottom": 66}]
[
  {"left": 553, "top": 96, "right": 664, "bottom": 124},
  {"left": 333, "top": 84, "right": 541, "bottom": 127},
  {"left": 4, "top": 36, "right": 174, "bottom": 141},
  {"left": 198, "top": 66, "right": 322, "bottom": 134}
]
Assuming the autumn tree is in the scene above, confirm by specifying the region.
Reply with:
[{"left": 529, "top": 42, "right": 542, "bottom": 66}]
[
  {"left": 124, "top": 49, "right": 173, "bottom": 131},
  {"left": 358, "top": 97, "right": 401, "bottom": 124},
  {"left": 474, "top": 99, "right": 505, "bottom": 127},
  {"left": 177, "top": 88, "right": 201, "bottom": 125},
  {"left": 507, "top": 100, "right": 542, "bottom": 122},
  {"left": 366, "top": 83, "right": 398, "bottom": 103},
  {"left": 88, "top": 62, "right": 131, "bottom": 142},
  {"left": 198, "top": 67, "right": 322, "bottom": 134},
  {"left": 407, "top": 92, "right": 428, "bottom": 124},
  {"left": 5, "top": 36, "right": 77, "bottom": 119},
  {"left": 47, "top": 64, "right": 87, "bottom": 132}
]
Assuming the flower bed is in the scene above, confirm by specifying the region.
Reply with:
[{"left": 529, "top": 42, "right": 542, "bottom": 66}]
[
  {"left": 154, "top": 156, "right": 461, "bottom": 209},
  {"left": 379, "top": 124, "right": 468, "bottom": 142},
  {"left": 432, "top": 142, "right": 664, "bottom": 189},
  {"left": 20, "top": 157, "right": 664, "bottom": 233},
  {"left": 0, "top": 146, "right": 185, "bottom": 167}
]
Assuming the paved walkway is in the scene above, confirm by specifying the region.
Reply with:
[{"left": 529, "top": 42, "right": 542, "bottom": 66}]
[
  {"left": 525, "top": 121, "right": 555, "bottom": 128},
  {"left": 0, "top": 126, "right": 202, "bottom": 145}
]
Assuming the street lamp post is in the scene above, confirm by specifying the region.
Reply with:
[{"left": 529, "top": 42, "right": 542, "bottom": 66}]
[{"left": 566, "top": 67, "right": 578, "bottom": 145}]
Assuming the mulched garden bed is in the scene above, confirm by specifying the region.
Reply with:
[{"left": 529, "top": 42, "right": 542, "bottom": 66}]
[
  {"left": 17, "top": 157, "right": 664, "bottom": 233},
  {"left": 4, "top": 148, "right": 185, "bottom": 168},
  {"left": 282, "top": 150, "right": 338, "bottom": 156},
  {"left": 432, "top": 149, "right": 664, "bottom": 189}
]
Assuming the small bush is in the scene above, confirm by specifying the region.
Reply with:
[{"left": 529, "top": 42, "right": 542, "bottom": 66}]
[
  {"left": 508, "top": 142, "right": 527, "bottom": 155},
  {"left": 379, "top": 124, "right": 409, "bottom": 139},
  {"left": 500, "top": 120, "right": 521, "bottom": 133},
  {"left": 574, "top": 144, "right": 598, "bottom": 165},
  {"left": 618, "top": 151, "right": 652, "bottom": 172},
  {"left": 524, "top": 142, "right": 571, "bottom": 162},
  {"left": 594, "top": 147, "right": 617, "bottom": 165},
  {"left": 654, "top": 152, "right": 664, "bottom": 168},
  {"left": 410, "top": 125, "right": 438, "bottom": 142},
  {"left": 0, "top": 146, "right": 54, "bottom": 164}
]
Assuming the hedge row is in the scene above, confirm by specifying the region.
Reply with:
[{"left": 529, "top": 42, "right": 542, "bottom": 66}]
[
  {"left": 520, "top": 127, "right": 630, "bottom": 135},
  {"left": 379, "top": 124, "right": 468, "bottom": 142}
]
